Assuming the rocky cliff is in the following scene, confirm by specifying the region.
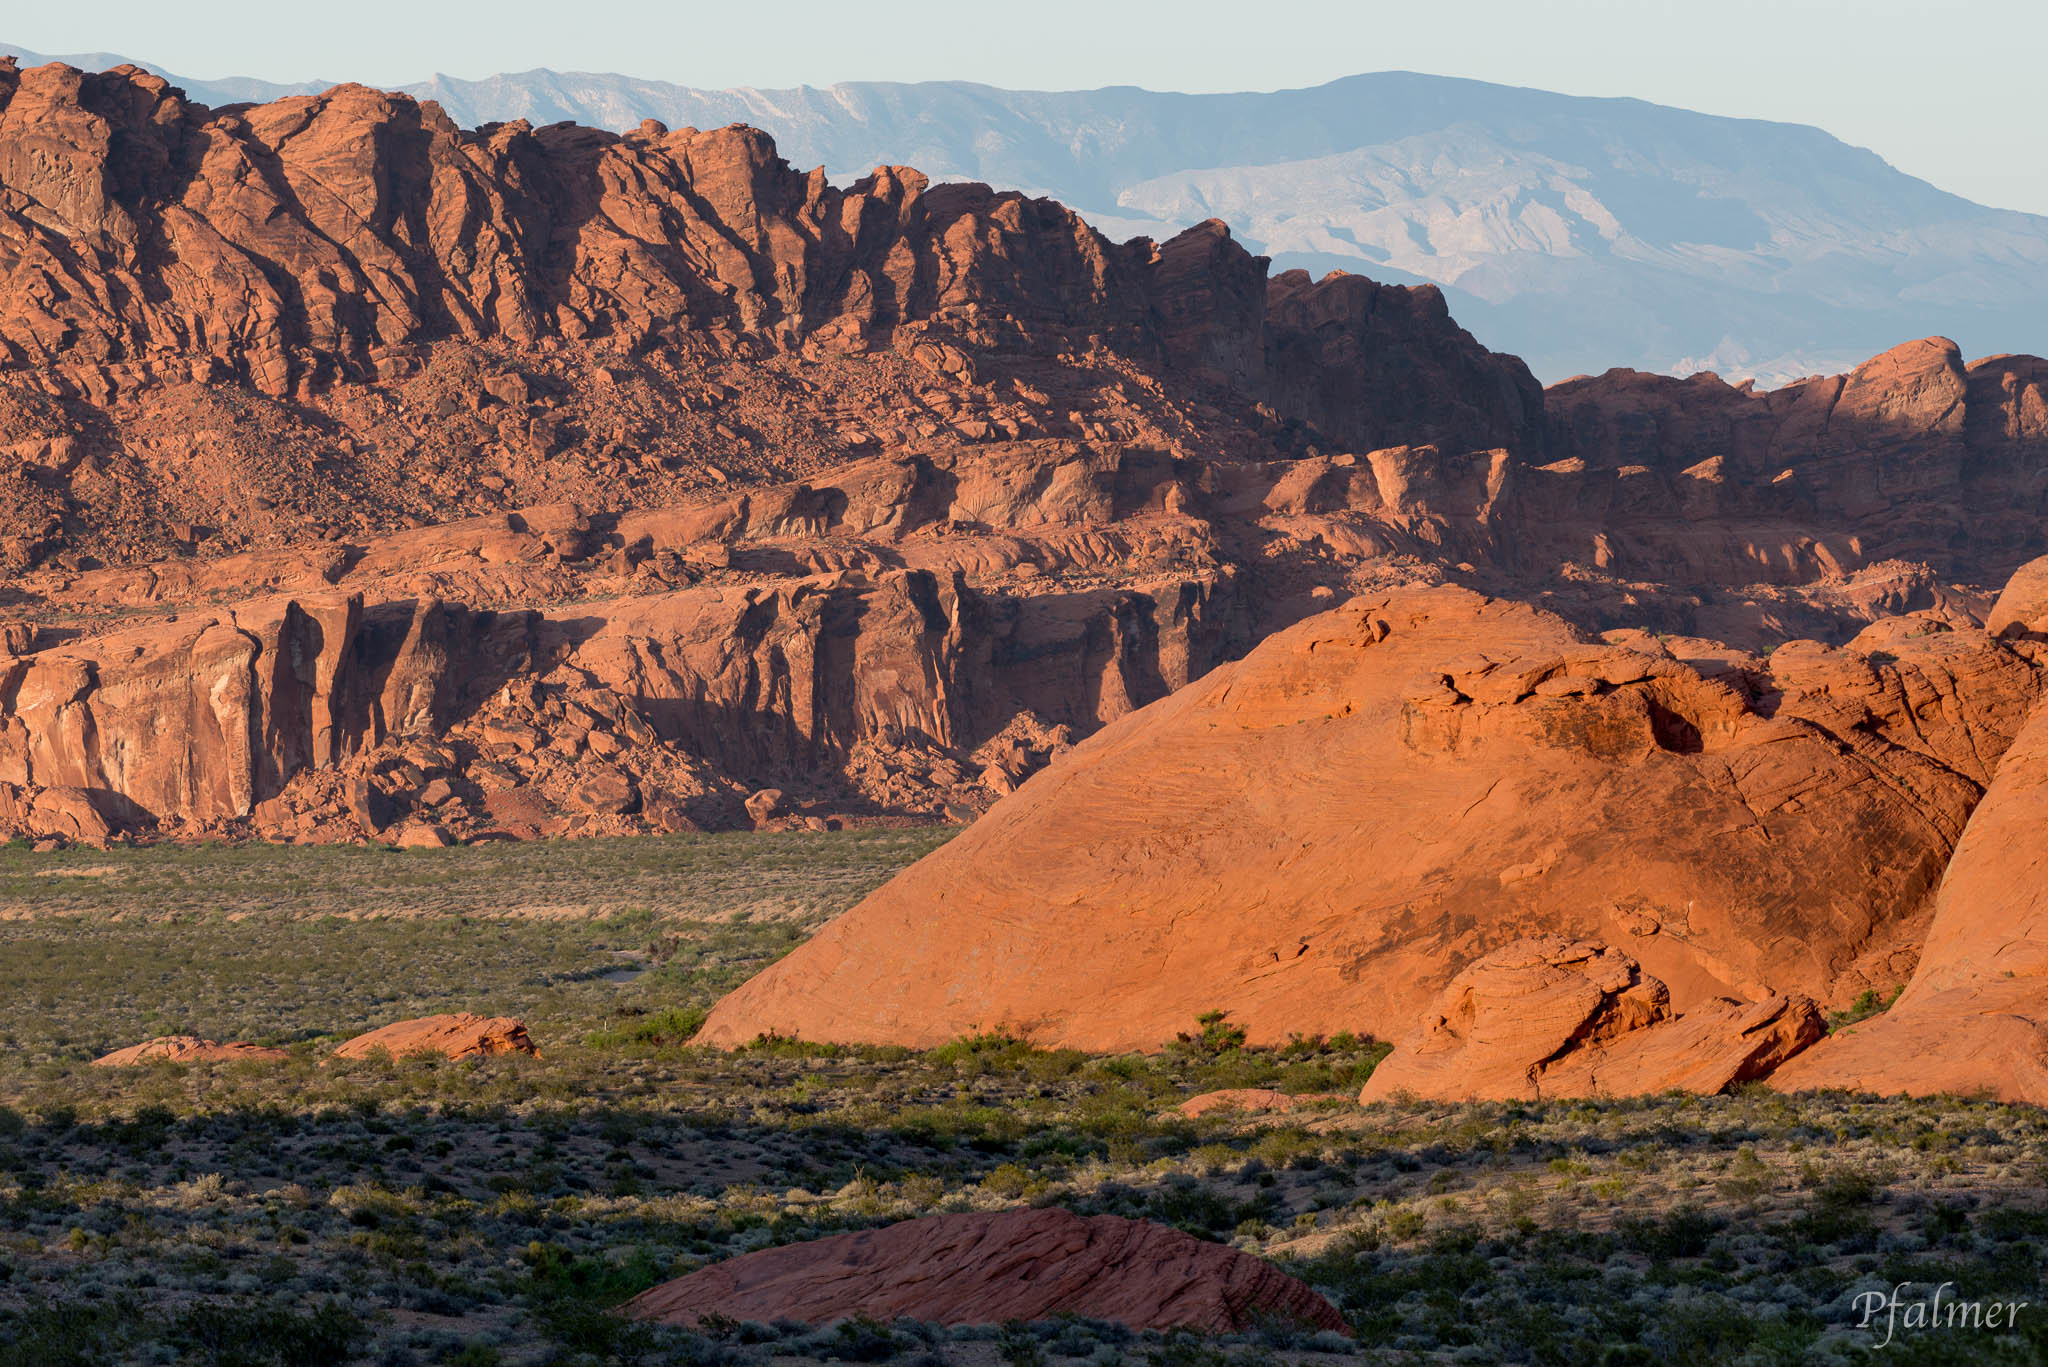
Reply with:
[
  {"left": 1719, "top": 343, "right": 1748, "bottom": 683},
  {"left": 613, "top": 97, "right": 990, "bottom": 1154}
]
[{"left": 2, "top": 60, "right": 2047, "bottom": 854}]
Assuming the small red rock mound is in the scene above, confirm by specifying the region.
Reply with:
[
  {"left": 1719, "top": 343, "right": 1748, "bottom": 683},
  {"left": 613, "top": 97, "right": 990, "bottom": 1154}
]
[
  {"left": 621, "top": 1208, "right": 1344, "bottom": 1333},
  {"left": 1772, "top": 684, "right": 2048, "bottom": 1102},
  {"left": 330, "top": 1014, "right": 539, "bottom": 1062},
  {"left": 1358, "top": 938, "right": 1823, "bottom": 1102},
  {"left": 1175, "top": 1089, "right": 1351, "bottom": 1119},
  {"left": 91, "top": 1036, "right": 289, "bottom": 1067}
]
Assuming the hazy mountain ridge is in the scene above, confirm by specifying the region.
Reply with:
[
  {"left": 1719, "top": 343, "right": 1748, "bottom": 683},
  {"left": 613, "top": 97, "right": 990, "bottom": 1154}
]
[{"left": 4, "top": 44, "right": 2045, "bottom": 382}]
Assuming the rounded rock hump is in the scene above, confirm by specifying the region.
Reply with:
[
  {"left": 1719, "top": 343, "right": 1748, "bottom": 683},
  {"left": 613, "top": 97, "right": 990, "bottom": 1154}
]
[
  {"left": 698, "top": 584, "right": 2031, "bottom": 1053},
  {"left": 91, "top": 1036, "right": 290, "bottom": 1067},
  {"left": 330, "top": 1013, "right": 539, "bottom": 1062},
  {"left": 620, "top": 1208, "right": 1345, "bottom": 1333}
]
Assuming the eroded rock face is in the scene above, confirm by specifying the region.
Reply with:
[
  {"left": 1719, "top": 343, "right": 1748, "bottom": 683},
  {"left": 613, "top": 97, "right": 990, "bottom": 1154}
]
[
  {"left": 0, "top": 63, "right": 1539, "bottom": 569},
  {"left": 330, "top": 1014, "right": 538, "bottom": 1061},
  {"left": 2, "top": 63, "right": 2045, "bottom": 852},
  {"left": 1537, "top": 341, "right": 2048, "bottom": 586},
  {"left": 621, "top": 1208, "right": 1345, "bottom": 1332},
  {"left": 91, "top": 1036, "right": 289, "bottom": 1066},
  {"left": 1356, "top": 937, "right": 1823, "bottom": 1102},
  {"left": 0, "top": 548, "right": 1253, "bottom": 839},
  {"left": 1770, "top": 679, "right": 2048, "bottom": 1102},
  {"left": 698, "top": 585, "right": 2041, "bottom": 1052}
]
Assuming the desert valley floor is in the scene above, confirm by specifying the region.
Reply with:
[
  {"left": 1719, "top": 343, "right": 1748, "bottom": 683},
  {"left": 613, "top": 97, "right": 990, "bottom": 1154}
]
[{"left": 0, "top": 833, "right": 2044, "bottom": 1366}]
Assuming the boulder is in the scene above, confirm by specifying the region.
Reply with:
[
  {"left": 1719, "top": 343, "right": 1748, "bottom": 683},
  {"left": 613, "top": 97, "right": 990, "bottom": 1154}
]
[
  {"left": 743, "top": 788, "right": 785, "bottom": 827},
  {"left": 392, "top": 822, "right": 453, "bottom": 849},
  {"left": 330, "top": 1013, "right": 539, "bottom": 1062},
  {"left": 620, "top": 1208, "right": 1344, "bottom": 1333},
  {"left": 28, "top": 787, "right": 115, "bottom": 844},
  {"left": 562, "top": 768, "right": 638, "bottom": 815},
  {"left": 1358, "top": 937, "right": 1822, "bottom": 1101},
  {"left": 92, "top": 1036, "right": 290, "bottom": 1067},
  {"left": 699, "top": 587, "right": 2034, "bottom": 1051}
]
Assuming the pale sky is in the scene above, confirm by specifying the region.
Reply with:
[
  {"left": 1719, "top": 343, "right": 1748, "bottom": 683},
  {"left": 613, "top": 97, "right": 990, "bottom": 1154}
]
[{"left": 10, "top": 0, "right": 2046, "bottom": 215}]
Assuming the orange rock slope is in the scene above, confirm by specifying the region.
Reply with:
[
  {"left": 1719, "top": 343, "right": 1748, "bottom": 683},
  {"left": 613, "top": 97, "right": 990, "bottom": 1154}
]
[
  {"left": 622, "top": 1208, "right": 1345, "bottom": 1332},
  {"left": 699, "top": 580, "right": 2045, "bottom": 1051}
]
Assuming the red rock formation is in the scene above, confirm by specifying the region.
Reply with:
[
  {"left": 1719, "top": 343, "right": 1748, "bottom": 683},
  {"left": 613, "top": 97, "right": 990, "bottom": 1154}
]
[
  {"left": 0, "top": 541, "right": 1251, "bottom": 839},
  {"left": 621, "top": 1208, "right": 1345, "bottom": 1332},
  {"left": 1771, "top": 618, "right": 2048, "bottom": 1102},
  {"left": 91, "top": 1036, "right": 289, "bottom": 1066},
  {"left": 1988, "top": 554, "right": 2048, "bottom": 642},
  {"left": 0, "top": 63, "right": 1537, "bottom": 563},
  {"left": 1536, "top": 340, "right": 2048, "bottom": 587},
  {"left": 1266, "top": 269, "right": 1543, "bottom": 457},
  {"left": 698, "top": 585, "right": 2043, "bottom": 1052},
  {"left": 330, "top": 1013, "right": 538, "bottom": 1061},
  {"left": 1356, "top": 938, "right": 1822, "bottom": 1102},
  {"left": 1, "top": 61, "right": 2045, "bottom": 853}
]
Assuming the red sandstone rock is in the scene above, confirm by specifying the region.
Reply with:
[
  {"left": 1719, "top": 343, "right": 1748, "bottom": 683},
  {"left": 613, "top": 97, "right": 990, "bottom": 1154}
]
[
  {"left": 743, "top": 788, "right": 786, "bottom": 828},
  {"left": 621, "top": 1208, "right": 1344, "bottom": 1332},
  {"left": 330, "top": 1014, "right": 539, "bottom": 1062},
  {"left": 92, "top": 1036, "right": 290, "bottom": 1067},
  {"left": 0, "top": 63, "right": 2042, "bottom": 862},
  {"left": 1988, "top": 554, "right": 2048, "bottom": 643},
  {"left": 1770, "top": 680, "right": 2048, "bottom": 1102},
  {"left": 391, "top": 822, "right": 453, "bottom": 849},
  {"left": 1539, "top": 342, "right": 2048, "bottom": 587},
  {"left": 1357, "top": 937, "right": 1822, "bottom": 1101},
  {"left": 698, "top": 586, "right": 2037, "bottom": 1052}
]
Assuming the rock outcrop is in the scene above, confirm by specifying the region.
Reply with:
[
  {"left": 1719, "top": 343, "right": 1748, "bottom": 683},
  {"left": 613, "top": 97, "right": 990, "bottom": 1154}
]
[
  {"left": 330, "top": 1014, "right": 538, "bottom": 1061},
  {"left": 699, "top": 583, "right": 2043, "bottom": 1051},
  {"left": 0, "top": 60, "right": 1539, "bottom": 570},
  {"left": 621, "top": 1208, "right": 1345, "bottom": 1332},
  {"left": 2, "top": 62, "right": 2046, "bottom": 856},
  {"left": 91, "top": 1036, "right": 289, "bottom": 1066},
  {"left": 1535, "top": 340, "right": 2048, "bottom": 590},
  {"left": 1356, "top": 938, "right": 1823, "bottom": 1102},
  {"left": 1771, "top": 662, "right": 2048, "bottom": 1102}
]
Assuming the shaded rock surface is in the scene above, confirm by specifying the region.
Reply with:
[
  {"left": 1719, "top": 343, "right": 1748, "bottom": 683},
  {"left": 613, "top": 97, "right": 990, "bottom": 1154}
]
[
  {"left": 1771, "top": 656, "right": 2048, "bottom": 1102},
  {"left": 1357, "top": 937, "right": 1823, "bottom": 1102},
  {"left": 330, "top": 1014, "right": 538, "bottom": 1061},
  {"left": 699, "top": 582, "right": 2044, "bottom": 1052},
  {"left": 91, "top": 1036, "right": 289, "bottom": 1066},
  {"left": 621, "top": 1208, "right": 1345, "bottom": 1332}
]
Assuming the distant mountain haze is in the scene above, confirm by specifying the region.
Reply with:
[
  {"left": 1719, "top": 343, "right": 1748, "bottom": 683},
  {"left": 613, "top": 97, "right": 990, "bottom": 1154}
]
[{"left": 5, "top": 44, "right": 2045, "bottom": 384}]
